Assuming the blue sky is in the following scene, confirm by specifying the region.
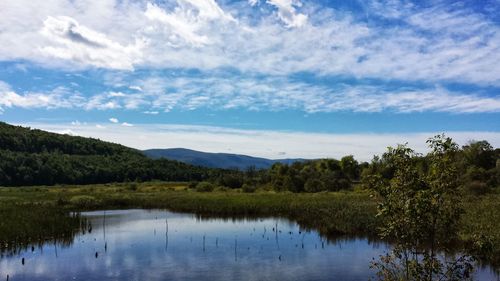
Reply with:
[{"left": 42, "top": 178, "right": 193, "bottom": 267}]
[{"left": 0, "top": 0, "right": 499, "bottom": 160}]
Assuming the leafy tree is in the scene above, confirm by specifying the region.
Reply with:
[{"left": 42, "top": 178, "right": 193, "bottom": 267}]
[
  {"left": 340, "top": 155, "right": 360, "bottom": 180},
  {"left": 461, "top": 140, "right": 495, "bottom": 170},
  {"left": 371, "top": 135, "right": 473, "bottom": 281},
  {"left": 304, "top": 178, "right": 325, "bottom": 193}
]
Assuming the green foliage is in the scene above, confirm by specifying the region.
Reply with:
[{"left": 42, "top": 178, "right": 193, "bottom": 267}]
[
  {"left": 0, "top": 183, "right": 499, "bottom": 268},
  {"left": 371, "top": 135, "right": 473, "bottom": 281},
  {"left": 340, "top": 155, "right": 360, "bottom": 180},
  {"left": 69, "top": 195, "right": 101, "bottom": 208},
  {"left": 0, "top": 122, "right": 227, "bottom": 186},
  {"left": 265, "top": 159, "right": 354, "bottom": 193},
  {"left": 195, "top": 182, "right": 216, "bottom": 192},
  {"left": 0, "top": 204, "right": 83, "bottom": 255},
  {"left": 242, "top": 183, "right": 256, "bottom": 193},
  {"left": 361, "top": 138, "right": 500, "bottom": 195}
]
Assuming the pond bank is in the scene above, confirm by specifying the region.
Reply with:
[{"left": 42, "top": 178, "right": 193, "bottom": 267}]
[{"left": 0, "top": 182, "right": 499, "bottom": 269}]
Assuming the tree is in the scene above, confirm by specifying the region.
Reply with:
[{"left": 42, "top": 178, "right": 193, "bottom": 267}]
[
  {"left": 461, "top": 140, "right": 495, "bottom": 170},
  {"left": 304, "top": 178, "right": 325, "bottom": 192},
  {"left": 371, "top": 135, "right": 473, "bottom": 281},
  {"left": 340, "top": 155, "right": 360, "bottom": 180}
]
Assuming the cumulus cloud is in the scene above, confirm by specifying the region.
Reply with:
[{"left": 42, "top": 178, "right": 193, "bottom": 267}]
[
  {"left": 0, "top": 81, "right": 83, "bottom": 111},
  {"left": 144, "top": 3, "right": 210, "bottom": 47},
  {"left": 0, "top": 0, "right": 499, "bottom": 118},
  {"left": 121, "top": 122, "right": 133, "bottom": 127},
  {"left": 40, "top": 16, "right": 143, "bottom": 70},
  {"left": 266, "top": 0, "right": 308, "bottom": 27},
  {"left": 0, "top": 0, "right": 498, "bottom": 86},
  {"left": 109, "top": 118, "right": 119, "bottom": 123}
]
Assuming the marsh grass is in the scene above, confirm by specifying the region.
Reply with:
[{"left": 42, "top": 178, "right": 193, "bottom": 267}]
[
  {"left": 0, "top": 182, "right": 499, "bottom": 268},
  {"left": 0, "top": 204, "right": 84, "bottom": 256}
]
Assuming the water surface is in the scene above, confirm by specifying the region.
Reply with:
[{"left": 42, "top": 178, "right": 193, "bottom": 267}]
[{"left": 0, "top": 209, "right": 497, "bottom": 280}]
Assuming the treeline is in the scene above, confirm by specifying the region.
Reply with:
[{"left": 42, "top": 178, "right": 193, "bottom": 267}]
[
  {"left": 1, "top": 122, "right": 499, "bottom": 192},
  {"left": 205, "top": 139, "right": 499, "bottom": 194},
  {"left": 0, "top": 122, "right": 218, "bottom": 186},
  {"left": 361, "top": 139, "right": 500, "bottom": 195},
  {"left": 202, "top": 156, "right": 363, "bottom": 192}
]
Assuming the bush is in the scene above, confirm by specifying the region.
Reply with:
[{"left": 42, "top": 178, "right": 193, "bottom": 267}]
[
  {"left": 127, "top": 182, "right": 138, "bottom": 191},
  {"left": 242, "top": 184, "right": 256, "bottom": 193},
  {"left": 195, "top": 182, "right": 215, "bottom": 192},
  {"left": 465, "top": 181, "right": 490, "bottom": 195},
  {"left": 304, "top": 179, "right": 325, "bottom": 193},
  {"left": 214, "top": 186, "right": 229, "bottom": 192},
  {"left": 188, "top": 181, "right": 199, "bottom": 189},
  {"left": 69, "top": 195, "right": 100, "bottom": 208},
  {"left": 56, "top": 197, "right": 69, "bottom": 206}
]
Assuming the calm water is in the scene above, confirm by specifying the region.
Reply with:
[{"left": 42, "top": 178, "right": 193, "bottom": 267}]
[{"left": 0, "top": 209, "right": 498, "bottom": 281}]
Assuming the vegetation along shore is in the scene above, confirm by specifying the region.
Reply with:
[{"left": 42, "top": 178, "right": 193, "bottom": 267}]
[{"left": 1, "top": 122, "right": 499, "bottom": 274}]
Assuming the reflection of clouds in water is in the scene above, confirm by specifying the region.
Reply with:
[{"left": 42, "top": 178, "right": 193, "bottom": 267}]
[
  {"left": 0, "top": 209, "right": 496, "bottom": 281},
  {"left": 87, "top": 211, "right": 379, "bottom": 280}
]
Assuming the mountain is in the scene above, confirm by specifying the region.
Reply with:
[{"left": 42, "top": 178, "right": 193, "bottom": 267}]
[
  {"left": 0, "top": 122, "right": 213, "bottom": 186},
  {"left": 143, "top": 148, "right": 305, "bottom": 170}
]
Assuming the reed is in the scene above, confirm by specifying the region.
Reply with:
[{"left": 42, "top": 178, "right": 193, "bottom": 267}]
[{"left": 0, "top": 183, "right": 499, "bottom": 268}]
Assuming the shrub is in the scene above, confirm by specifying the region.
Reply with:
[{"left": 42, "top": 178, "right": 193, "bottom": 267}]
[
  {"left": 214, "top": 186, "right": 229, "bottom": 192},
  {"left": 69, "top": 195, "right": 100, "bottom": 208},
  {"left": 465, "top": 181, "right": 490, "bottom": 195},
  {"left": 188, "top": 181, "right": 199, "bottom": 189},
  {"left": 127, "top": 182, "right": 138, "bottom": 191},
  {"left": 242, "top": 184, "right": 256, "bottom": 193},
  {"left": 304, "top": 178, "right": 324, "bottom": 193},
  {"left": 195, "top": 182, "right": 215, "bottom": 192}
]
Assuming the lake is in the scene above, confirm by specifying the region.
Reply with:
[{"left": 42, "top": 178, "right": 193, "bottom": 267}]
[{"left": 0, "top": 209, "right": 498, "bottom": 281}]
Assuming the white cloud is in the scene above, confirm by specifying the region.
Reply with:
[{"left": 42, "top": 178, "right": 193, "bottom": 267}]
[
  {"left": 129, "top": 86, "right": 143, "bottom": 91},
  {"left": 109, "top": 118, "right": 119, "bottom": 123},
  {"left": 266, "top": 0, "right": 308, "bottom": 28},
  {"left": 95, "top": 124, "right": 106, "bottom": 129},
  {"left": 58, "top": 129, "right": 76, "bottom": 136},
  {"left": 40, "top": 16, "right": 143, "bottom": 70},
  {"left": 0, "top": 0, "right": 498, "bottom": 86},
  {"left": 20, "top": 122, "right": 500, "bottom": 161},
  {"left": 144, "top": 3, "right": 210, "bottom": 47},
  {"left": 0, "top": 81, "right": 84, "bottom": 110},
  {"left": 121, "top": 122, "right": 133, "bottom": 127},
  {"left": 248, "top": 0, "right": 259, "bottom": 7},
  {"left": 1, "top": 78, "right": 499, "bottom": 114},
  {"left": 97, "top": 75, "right": 500, "bottom": 114}
]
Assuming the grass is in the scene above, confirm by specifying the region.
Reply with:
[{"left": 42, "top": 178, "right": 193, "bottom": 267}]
[
  {"left": 0, "top": 181, "right": 499, "bottom": 268},
  {"left": 0, "top": 204, "right": 84, "bottom": 256}
]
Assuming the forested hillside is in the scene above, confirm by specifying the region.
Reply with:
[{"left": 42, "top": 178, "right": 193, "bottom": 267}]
[
  {"left": 0, "top": 122, "right": 215, "bottom": 186},
  {"left": 1, "top": 122, "right": 498, "bottom": 193}
]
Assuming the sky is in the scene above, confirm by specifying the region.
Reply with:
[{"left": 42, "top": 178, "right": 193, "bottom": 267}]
[{"left": 0, "top": 0, "right": 499, "bottom": 160}]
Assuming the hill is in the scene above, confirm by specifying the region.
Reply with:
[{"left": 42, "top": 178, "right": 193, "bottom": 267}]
[
  {"left": 0, "top": 122, "right": 214, "bottom": 186},
  {"left": 143, "top": 148, "right": 304, "bottom": 170}
]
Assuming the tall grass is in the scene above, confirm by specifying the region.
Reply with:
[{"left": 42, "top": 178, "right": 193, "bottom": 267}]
[{"left": 1, "top": 182, "right": 499, "bottom": 268}]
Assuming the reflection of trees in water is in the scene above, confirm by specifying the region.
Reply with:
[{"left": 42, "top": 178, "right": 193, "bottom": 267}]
[
  {"left": 192, "top": 212, "right": 382, "bottom": 246},
  {"left": 0, "top": 205, "right": 85, "bottom": 257}
]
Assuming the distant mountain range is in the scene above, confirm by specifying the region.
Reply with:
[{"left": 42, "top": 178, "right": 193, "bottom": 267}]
[{"left": 143, "top": 148, "right": 305, "bottom": 170}]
